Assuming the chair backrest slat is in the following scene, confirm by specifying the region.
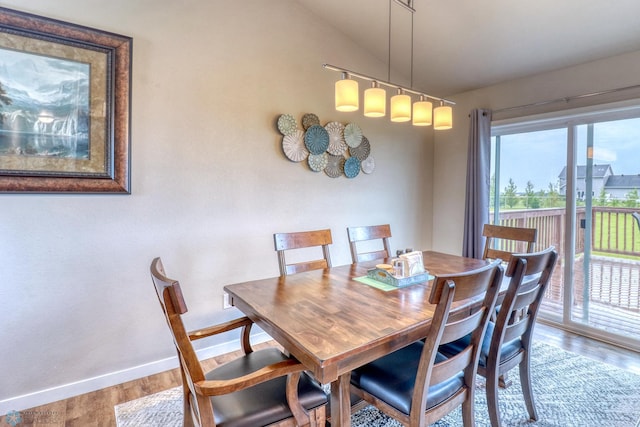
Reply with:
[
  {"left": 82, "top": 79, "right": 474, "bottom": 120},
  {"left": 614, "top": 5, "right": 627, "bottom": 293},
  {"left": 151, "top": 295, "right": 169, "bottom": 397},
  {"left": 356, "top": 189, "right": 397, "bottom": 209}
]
[
  {"left": 483, "top": 224, "right": 537, "bottom": 263},
  {"left": 347, "top": 224, "right": 392, "bottom": 264},
  {"left": 274, "top": 229, "right": 333, "bottom": 276}
]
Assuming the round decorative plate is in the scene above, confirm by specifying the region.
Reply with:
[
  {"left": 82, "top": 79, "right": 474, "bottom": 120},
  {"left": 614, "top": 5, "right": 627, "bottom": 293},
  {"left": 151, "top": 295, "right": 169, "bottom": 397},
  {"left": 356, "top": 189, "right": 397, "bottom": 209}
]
[
  {"left": 324, "top": 154, "right": 345, "bottom": 178},
  {"left": 308, "top": 153, "right": 329, "bottom": 172},
  {"left": 344, "top": 157, "right": 361, "bottom": 178},
  {"left": 277, "top": 114, "right": 297, "bottom": 136},
  {"left": 349, "top": 135, "right": 371, "bottom": 161},
  {"left": 361, "top": 155, "right": 375, "bottom": 174},
  {"left": 282, "top": 129, "right": 309, "bottom": 162},
  {"left": 304, "top": 125, "right": 330, "bottom": 155},
  {"left": 302, "top": 113, "right": 320, "bottom": 130},
  {"left": 344, "top": 123, "right": 363, "bottom": 148},
  {"left": 325, "top": 121, "right": 347, "bottom": 155}
]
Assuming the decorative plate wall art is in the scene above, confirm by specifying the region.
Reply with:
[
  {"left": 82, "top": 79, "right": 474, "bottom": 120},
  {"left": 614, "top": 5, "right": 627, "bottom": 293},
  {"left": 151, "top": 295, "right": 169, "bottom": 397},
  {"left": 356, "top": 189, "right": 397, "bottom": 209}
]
[
  {"left": 325, "top": 121, "right": 347, "bottom": 155},
  {"left": 325, "top": 154, "right": 345, "bottom": 178},
  {"left": 277, "top": 114, "right": 297, "bottom": 136},
  {"left": 344, "top": 157, "right": 361, "bottom": 179},
  {"left": 361, "top": 156, "right": 375, "bottom": 174},
  {"left": 304, "top": 125, "right": 330, "bottom": 154},
  {"left": 308, "top": 152, "right": 329, "bottom": 172},
  {"left": 349, "top": 136, "right": 370, "bottom": 161},
  {"left": 277, "top": 113, "right": 374, "bottom": 179},
  {"left": 302, "top": 113, "right": 320, "bottom": 130},
  {"left": 344, "top": 123, "right": 363, "bottom": 148},
  {"left": 282, "top": 129, "right": 309, "bottom": 162}
]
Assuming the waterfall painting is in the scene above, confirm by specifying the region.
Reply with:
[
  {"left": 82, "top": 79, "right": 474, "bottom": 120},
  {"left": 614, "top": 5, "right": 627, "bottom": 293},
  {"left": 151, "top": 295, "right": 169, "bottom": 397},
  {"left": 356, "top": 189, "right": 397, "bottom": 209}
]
[
  {"left": 0, "top": 6, "right": 132, "bottom": 193},
  {"left": 0, "top": 48, "right": 90, "bottom": 160}
]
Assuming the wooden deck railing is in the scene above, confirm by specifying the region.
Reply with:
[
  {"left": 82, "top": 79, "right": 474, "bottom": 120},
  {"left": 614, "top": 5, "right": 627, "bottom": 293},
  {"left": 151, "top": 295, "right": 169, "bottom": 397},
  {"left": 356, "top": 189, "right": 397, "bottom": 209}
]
[
  {"left": 495, "top": 206, "right": 640, "bottom": 258},
  {"left": 592, "top": 207, "right": 640, "bottom": 256},
  {"left": 493, "top": 207, "right": 640, "bottom": 312}
]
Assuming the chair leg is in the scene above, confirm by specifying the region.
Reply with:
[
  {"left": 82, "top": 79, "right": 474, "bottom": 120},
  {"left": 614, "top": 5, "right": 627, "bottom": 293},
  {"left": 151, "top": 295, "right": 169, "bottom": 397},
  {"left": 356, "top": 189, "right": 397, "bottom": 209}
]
[
  {"left": 182, "top": 390, "right": 195, "bottom": 427},
  {"left": 461, "top": 393, "right": 476, "bottom": 427},
  {"left": 178, "top": 368, "right": 195, "bottom": 427},
  {"left": 498, "top": 373, "right": 512, "bottom": 388},
  {"left": 519, "top": 353, "right": 538, "bottom": 421},
  {"left": 486, "top": 370, "right": 502, "bottom": 427}
]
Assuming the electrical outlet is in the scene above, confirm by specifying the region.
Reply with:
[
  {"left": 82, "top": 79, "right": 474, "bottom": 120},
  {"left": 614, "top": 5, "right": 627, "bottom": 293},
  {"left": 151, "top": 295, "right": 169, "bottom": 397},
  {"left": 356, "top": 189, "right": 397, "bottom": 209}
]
[{"left": 223, "top": 292, "right": 232, "bottom": 309}]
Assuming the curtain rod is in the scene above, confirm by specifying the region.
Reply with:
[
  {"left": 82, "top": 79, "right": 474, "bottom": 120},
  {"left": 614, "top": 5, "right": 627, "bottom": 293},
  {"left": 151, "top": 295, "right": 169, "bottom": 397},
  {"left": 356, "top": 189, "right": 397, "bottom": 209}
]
[{"left": 492, "top": 83, "right": 640, "bottom": 114}]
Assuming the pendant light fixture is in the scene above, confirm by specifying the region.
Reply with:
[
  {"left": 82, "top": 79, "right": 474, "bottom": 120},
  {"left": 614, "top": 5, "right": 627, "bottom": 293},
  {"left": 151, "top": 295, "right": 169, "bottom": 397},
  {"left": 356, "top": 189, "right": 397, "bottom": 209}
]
[
  {"left": 364, "top": 81, "right": 386, "bottom": 117},
  {"left": 390, "top": 89, "right": 411, "bottom": 122},
  {"left": 323, "top": 0, "right": 454, "bottom": 129},
  {"left": 434, "top": 101, "right": 453, "bottom": 130},
  {"left": 412, "top": 95, "right": 433, "bottom": 126},
  {"left": 335, "top": 72, "right": 359, "bottom": 112}
]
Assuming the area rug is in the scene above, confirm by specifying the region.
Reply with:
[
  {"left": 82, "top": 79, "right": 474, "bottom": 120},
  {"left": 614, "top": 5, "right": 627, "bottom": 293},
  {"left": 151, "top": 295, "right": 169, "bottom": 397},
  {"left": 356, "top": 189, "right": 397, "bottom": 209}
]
[{"left": 115, "top": 342, "right": 640, "bottom": 426}]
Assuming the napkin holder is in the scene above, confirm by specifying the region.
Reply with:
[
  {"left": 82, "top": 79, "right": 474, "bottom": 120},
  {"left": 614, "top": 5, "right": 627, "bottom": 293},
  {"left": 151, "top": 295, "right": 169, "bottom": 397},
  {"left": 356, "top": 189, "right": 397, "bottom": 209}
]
[{"left": 399, "top": 251, "right": 426, "bottom": 276}]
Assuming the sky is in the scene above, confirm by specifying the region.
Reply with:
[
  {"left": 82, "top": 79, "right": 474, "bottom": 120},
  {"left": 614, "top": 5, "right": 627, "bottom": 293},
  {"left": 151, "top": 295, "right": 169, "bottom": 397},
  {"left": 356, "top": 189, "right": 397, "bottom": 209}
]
[{"left": 492, "top": 117, "right": 640, "bottom": 193}]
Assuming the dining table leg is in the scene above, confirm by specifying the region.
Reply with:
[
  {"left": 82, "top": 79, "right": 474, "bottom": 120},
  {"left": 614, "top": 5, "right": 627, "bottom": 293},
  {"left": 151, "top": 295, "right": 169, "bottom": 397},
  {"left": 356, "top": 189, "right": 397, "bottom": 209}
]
[{"left": 330, "top": 373, "right": 352, "bottom": 427}]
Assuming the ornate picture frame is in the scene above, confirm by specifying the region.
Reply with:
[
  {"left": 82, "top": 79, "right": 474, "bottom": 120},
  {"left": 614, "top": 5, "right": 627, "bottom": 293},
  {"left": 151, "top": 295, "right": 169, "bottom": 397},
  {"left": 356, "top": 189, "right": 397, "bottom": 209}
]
[{"left": 0, "top": 7, "right": 132, "bottom": 193}]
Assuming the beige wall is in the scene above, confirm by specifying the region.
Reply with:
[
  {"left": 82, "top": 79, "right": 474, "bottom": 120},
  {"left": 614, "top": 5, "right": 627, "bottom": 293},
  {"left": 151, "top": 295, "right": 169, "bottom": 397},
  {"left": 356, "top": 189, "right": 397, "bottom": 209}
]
[{"left": 0, "top": 0, "right": 434, "bottom": 411}]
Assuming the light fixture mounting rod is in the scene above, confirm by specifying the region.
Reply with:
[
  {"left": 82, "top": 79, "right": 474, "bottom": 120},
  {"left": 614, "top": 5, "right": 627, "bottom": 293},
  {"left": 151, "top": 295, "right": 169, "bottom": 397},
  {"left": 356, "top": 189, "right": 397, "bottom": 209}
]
[
  {"left": 323, "top": 63, "right": 455, "bottom": 106},
  {"left": 392, "top": 0, "right": 415, "bottom": 13}
]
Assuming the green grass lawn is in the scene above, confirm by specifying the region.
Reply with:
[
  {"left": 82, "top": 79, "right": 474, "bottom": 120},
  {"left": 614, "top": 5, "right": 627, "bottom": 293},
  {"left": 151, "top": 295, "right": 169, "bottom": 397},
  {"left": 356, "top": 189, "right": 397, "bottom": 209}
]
[{"left": 593, "top": 211, "right": 640, "bottom": 257}]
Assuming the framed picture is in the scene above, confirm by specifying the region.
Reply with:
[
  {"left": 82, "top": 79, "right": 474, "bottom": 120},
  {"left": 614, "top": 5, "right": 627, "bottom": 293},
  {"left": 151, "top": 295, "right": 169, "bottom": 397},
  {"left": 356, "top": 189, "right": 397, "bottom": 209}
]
[{"left": 0, "top": 7, "right": 132, "bottom": 193}]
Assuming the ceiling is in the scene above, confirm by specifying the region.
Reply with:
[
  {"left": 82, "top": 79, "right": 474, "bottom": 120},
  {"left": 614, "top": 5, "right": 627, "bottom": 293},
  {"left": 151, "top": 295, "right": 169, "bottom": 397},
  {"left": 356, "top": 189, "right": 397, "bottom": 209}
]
[{"left": 295, "top": 0, "right": 640, "bottom": 97}]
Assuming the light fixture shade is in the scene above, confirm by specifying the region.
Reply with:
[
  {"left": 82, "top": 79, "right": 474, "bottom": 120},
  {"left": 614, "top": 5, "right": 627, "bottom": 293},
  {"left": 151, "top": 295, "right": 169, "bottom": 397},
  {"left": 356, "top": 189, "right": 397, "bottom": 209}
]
[
  {"left": 412, "top": 98, "right": 433, "bottom": 126},
  {"left": 434, "top": 104, "right": 453, "bottom": 130},
  {"left": 364, "top": 84, "right": 386, "bottom": 117},
  {"left": 390, "top": 91, "right": 411, "bottom": 122},
  {"left": 335, "top": 77, "right": 359, "bottom": 112}
]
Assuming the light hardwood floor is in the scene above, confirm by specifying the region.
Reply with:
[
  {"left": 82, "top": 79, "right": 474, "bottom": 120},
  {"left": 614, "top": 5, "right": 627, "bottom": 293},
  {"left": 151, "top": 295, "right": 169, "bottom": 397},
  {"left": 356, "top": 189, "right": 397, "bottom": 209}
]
[{"left": 3, "top": 324, "right": 639, "bottom": 427}]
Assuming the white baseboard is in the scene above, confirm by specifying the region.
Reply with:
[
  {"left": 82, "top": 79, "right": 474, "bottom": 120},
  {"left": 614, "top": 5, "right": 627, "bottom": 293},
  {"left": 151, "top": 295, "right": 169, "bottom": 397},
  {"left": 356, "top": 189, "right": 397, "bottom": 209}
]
[{"left": 0, "top": 332, "right": 270, "bottom": 414}]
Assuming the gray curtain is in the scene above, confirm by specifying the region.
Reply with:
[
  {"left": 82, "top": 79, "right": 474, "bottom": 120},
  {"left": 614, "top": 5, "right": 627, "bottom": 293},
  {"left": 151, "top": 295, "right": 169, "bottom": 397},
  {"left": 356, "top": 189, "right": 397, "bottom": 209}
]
[{"left": 462, "top": 109, "right": 492, "bottom": 258}]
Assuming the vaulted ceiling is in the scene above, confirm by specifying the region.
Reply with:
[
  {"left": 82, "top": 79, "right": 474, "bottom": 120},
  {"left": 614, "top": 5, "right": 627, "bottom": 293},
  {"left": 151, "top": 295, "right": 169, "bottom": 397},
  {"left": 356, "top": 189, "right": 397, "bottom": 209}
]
[{"left": 295, "top": 0, "right": 640, "bottom": 97}]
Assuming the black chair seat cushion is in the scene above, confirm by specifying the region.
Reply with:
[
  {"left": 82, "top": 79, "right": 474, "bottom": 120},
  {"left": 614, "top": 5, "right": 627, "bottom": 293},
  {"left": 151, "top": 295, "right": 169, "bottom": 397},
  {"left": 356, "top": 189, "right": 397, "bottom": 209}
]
[
  {"left": 350, "top": 340, "right": 464, "bottom": 415},
  {"left": 438, "top": 322, "right": 522, "bottom": 367},
  {"left": 207, "top": 348, "right": 327, "bottom": 427}
]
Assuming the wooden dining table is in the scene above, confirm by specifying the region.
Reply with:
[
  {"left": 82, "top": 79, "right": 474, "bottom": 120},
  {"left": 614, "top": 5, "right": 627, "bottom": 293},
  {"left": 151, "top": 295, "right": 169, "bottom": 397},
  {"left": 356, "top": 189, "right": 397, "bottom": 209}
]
[{"left": 224, "top": 250, "right": 490, "bottom": 427}]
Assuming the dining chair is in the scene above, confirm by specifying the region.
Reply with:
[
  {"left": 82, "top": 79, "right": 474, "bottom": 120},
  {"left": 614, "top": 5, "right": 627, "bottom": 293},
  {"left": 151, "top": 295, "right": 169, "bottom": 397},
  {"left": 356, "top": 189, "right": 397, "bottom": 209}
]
[
  {"left": 274, "top": 229, "right": 332, "bottom": 276},
  {"left": 633, "top": 212, "right": 640, "bottom": 232},
  {"left": 440, "top": 246, "right": 558, "bottom": 427},
  {"left": 150, "top": 257, "right": 328, "bottom": 427},
  {"left": 346, "top": 224, "right": 392, "bottom": 263},
  {"left": 349, "top": 259, "right": 503, "bottom": 427},
  {"left": 482, "top": 224, "right": 537, "bottom": 262}
]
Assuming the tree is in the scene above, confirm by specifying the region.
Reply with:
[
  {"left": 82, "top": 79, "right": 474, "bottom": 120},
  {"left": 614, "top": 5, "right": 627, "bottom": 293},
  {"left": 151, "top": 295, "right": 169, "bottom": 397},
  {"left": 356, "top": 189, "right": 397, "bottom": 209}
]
[
  {"left": 546, "top": 182, "right": 560, "bottom": 208},
  {"left": 625, "top": 189, "right": 639, "bottom": 208},
  {"left": 0, "top": 81, "right": 12, "bottom": 125},
  {"left": 524, "top": 181, "right": 536, "bottom": 209},
  {"left": 597, "top": 187, "right": 608, "bottom": 207},
  {"left": 530, "top": 190, "right": 542, "bottom": 209},
  {"left": 503, "top": 178, "right": 518, "bottom": 209}
]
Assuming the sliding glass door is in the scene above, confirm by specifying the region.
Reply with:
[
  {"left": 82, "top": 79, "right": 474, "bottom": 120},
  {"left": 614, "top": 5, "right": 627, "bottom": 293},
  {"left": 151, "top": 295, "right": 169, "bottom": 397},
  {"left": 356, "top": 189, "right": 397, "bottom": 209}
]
[
  {"left": 490, "top": 128, "right": 568, "bottom": 324},
  {"left": 570, "top": 119, "right": 640, "bottom": 345},
  {"left": 491, "top": 105, "right": 640, "bottom": 351}
]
